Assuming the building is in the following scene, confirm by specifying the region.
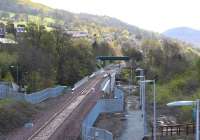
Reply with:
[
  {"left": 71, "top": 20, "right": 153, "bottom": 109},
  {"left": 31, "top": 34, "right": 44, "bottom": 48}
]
[
  {"left": 65, "top": 30, "right": 89, "bottom": 38},
  {"left": 16, "top": 24, "right": 26, "bottom": 33}
]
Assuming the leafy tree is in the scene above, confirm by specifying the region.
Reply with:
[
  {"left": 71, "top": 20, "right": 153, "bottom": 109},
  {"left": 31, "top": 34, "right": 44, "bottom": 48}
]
[{"left": 6, "top": 21, "right": 15, "bottom": 34}]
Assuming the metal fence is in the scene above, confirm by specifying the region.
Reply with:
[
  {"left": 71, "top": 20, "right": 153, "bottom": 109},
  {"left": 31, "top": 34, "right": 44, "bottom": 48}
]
[
  {"left": 101, "top": 73, "right": 116, "bottom": 93},
  {"left": 24, "top": 86, "right": 68, "bottom": 104},
  {"left": 0, "top": 82, "right": 14, "bottom": 99},
  {"left": 82, "top": 125, "right": 113, "bottom": 140},
  {"left": 82, "top": 87, "right": 124, "bottom": 140},
  {"left": 74, "top": 76, "right": 89, "bottom": 90}
]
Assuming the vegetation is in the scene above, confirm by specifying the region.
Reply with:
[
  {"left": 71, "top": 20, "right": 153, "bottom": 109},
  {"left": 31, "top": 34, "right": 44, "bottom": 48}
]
[
  {"left": 0, "top": 21, "right": 116, "bottom": 92},
  {"left": 123, "top": 38, "right": 200, "bottom": 100},
  {"left": 122, "top": 37, "right": 200, "bottom": 123},
  {"left": 0, "top": 100, "right": 37, "bottom": 134},
  {"left": 0, "top": 0, "right": 200, "bottom": 133}
]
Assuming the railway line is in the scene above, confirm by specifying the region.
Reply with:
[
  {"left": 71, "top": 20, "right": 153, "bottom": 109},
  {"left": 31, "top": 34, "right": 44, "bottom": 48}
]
[{"left": 27, "top": 75, "right": 103, "bottom": 140}]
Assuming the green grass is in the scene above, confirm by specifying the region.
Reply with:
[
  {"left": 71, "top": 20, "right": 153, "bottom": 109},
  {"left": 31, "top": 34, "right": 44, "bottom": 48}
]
[
  {"left": 147, "top": 70, "right": 200, "bottom": 105},
  {"left": 0, "top": 99, "right": 14, "bottom": 108}
]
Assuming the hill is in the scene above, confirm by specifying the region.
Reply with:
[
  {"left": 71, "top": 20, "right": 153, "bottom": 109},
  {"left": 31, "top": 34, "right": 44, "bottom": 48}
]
[
  {"left": 163, "top": 27, "right": 200, "bottom": 47},
  {"left": 0, "top": 0, "right": 158, "bottom": 40},
  {"left": 0, "top": 0, "right": 52, "bottom": 15}
]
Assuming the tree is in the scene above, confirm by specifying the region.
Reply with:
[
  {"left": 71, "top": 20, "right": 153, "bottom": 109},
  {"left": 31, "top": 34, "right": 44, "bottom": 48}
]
[
  {"left": 0, "top": 12, "right": 9, "bottom": 19},
  {"left": 6, "top": 21, "right": 15, "bottom": 34}
]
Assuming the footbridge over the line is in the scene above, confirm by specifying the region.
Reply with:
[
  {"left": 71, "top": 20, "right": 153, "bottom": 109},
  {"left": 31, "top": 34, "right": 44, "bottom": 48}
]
[
  {"left": 96, "top": 56, "right": 130, "bottom": 61},
  {"left": 96, "top": 56, "right": 130, "bottom": 67}
]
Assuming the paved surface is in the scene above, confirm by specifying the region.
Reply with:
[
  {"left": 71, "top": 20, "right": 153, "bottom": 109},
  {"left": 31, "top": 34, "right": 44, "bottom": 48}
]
[{"left": 118, "top": 96, "right": 144, "bottom": 140}]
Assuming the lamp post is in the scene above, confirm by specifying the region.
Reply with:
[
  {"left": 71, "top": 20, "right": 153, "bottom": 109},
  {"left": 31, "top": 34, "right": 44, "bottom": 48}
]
[
  {"left": 167, "top": 100, "right": 200, "bottom": 140},
  {"left": 136, "top": 75, "right": 145, "bottom": 110},
  {"left": 136, "top": 68, "right": 144, "bottom": 107},
  {"left": 136, "top": 76, "right": 146, "bottom": 134},
  {"left": 140, "top": 80, "right": 156, "bottom": 140}
]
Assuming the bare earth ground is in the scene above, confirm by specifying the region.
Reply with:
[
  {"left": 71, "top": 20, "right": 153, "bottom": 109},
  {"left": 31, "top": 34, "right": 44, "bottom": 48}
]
[{"left": 94, "top": 113, "right": 125, "bottom": 139}]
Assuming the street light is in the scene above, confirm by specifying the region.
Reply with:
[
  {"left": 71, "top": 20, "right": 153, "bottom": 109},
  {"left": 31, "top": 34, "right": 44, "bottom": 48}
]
[
  {"left": 140, "top": 80, "right": 156, "bottom": 140},
  {"left": 10, "top": 65, "right": 19, "bottom": 85},
  {"left": 167, "top": 100, "right": 199, "bottom": 140},
  {"left": 136, "top": 67, "right": 144, "bottom": 107},
  {"left": 136, "top": 75, "right": 146, "bottom": 135},
  {"left": 136, "top": 75, "right": 145, "bottom": 109}
]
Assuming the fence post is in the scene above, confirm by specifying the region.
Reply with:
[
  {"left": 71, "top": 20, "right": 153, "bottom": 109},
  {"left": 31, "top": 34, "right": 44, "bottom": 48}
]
[
  {"left": 186, "top": 124, "right": 189, "bottom": 135},
  {"left": 170, "top": 126, "right": 173, "bottom": 136}
]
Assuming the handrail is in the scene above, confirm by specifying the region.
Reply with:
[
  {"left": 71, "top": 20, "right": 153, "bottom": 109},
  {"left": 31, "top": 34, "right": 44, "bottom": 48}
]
[{"left": 156, "top": 123, "right": 195, "bottom": 136}]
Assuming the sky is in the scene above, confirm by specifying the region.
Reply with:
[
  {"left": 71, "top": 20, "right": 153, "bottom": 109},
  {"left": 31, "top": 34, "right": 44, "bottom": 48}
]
[{"left": 32, "top": 0, "right": 200, "bottom": 33}]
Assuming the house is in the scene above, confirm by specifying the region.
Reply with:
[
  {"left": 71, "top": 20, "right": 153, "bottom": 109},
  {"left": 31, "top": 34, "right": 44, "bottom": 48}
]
[
  {"left": 16, "top": 24, "right": 26, "bottom": 33},
  {"left": 65, "top": 30, "right": 88, "bottom": 38}
]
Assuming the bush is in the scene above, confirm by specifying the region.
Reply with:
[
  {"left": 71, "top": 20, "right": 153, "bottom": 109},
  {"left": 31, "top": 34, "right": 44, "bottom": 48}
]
[{"left": 0, "top": 101, "right": 37, "bottom": 134}]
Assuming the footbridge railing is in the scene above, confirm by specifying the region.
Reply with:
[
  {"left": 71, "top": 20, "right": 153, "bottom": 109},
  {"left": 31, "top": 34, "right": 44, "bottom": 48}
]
[{"left": 82, "top": 87, "right": 124, "bottom": 140}]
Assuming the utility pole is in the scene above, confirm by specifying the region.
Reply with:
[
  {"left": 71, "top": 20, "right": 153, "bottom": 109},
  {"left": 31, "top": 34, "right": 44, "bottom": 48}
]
[{"left": 136, "top": 68, "right": 144, "bottom": 107}]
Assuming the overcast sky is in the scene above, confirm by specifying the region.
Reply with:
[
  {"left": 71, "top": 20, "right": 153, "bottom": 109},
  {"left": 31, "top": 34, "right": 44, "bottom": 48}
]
[{"left": 32, "top": 0, "right": 200, "bottom": 33}]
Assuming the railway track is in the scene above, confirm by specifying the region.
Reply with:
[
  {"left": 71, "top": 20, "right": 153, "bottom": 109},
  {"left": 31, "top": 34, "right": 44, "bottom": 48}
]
[{"left": 27, "top": 76, "right": 102, "bottom": 140}]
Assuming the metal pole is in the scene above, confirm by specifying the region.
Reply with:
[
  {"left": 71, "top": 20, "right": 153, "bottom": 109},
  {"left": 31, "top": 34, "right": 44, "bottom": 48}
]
[
  {"left": 196, "top": 99, "right": 199, "bottom": 140},
  {"left": 109, "top": 74, "right": 112, "bottom": 94},
  {"left": 141, "top": 80, "right": 143, "bottom": 110},
  {"left": 129, "top": 68, "right": 131, "bottom": 95},
  {"left": 140, "top": 70, "right": 144, "bottom": 107},
  {"left": 139, "top": 80, "right": 142, "bottom": 108},
  {"left": 143, "top": 77, "right": 147, "bottom": 135},
  {"left": 131, "top": 67, "right": 133, "bottom": 85},
  {"left": 17, "top": 65, "right": 19, "bottom": 85},
  {"left": 153, "top": 80, "right": 156, "bottom": 140}
]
